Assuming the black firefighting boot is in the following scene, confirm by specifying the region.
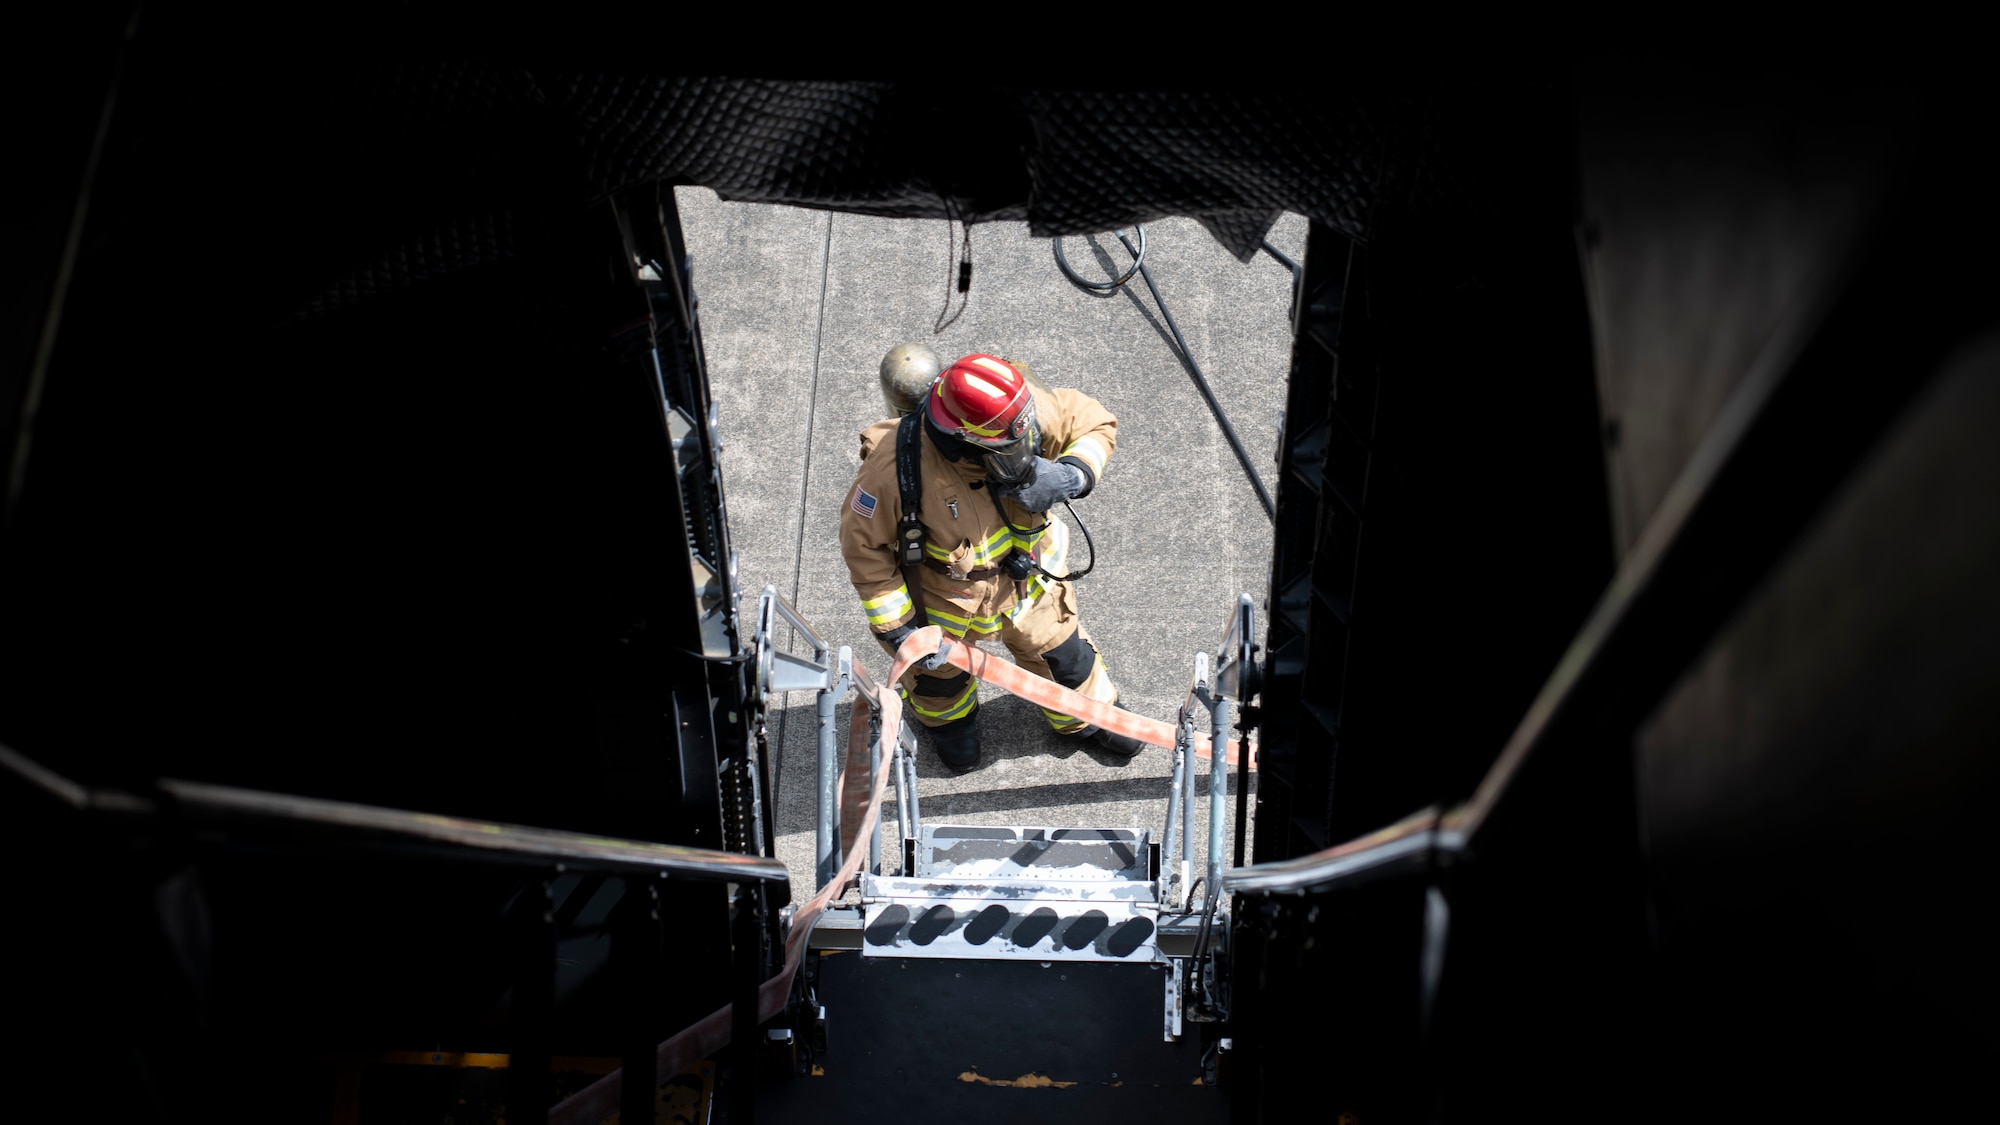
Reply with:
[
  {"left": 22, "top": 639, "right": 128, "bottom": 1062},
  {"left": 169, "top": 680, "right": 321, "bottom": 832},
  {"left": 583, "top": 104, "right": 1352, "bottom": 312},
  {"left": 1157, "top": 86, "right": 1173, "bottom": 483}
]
[
  {"left": 930, "top": 706, "right": 982, "bottom": 772},
  {"left": 1066, "top": 698, "right": 1147, "bottom": 759}
]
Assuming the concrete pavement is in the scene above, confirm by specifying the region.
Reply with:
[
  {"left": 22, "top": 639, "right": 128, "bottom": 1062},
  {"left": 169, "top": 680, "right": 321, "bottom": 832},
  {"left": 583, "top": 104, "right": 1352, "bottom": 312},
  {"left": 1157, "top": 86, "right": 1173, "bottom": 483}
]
[{"left": 677, "top": 188, "right": 1304, "bottom": 899}]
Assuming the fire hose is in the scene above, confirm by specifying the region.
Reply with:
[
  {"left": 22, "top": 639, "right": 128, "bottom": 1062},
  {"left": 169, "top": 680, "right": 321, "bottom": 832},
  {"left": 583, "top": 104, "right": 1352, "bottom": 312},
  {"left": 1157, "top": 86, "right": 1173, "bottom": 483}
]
[{"left": 549, "top": 626, "right": 1249, "bottom": 1124}]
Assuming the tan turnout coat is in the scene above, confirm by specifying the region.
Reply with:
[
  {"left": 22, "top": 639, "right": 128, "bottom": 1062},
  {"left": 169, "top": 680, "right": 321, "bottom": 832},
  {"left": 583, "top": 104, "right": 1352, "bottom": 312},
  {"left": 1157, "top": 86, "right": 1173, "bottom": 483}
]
[{"left": 840, "top": 358, "right": 1123, "bottom": 729}]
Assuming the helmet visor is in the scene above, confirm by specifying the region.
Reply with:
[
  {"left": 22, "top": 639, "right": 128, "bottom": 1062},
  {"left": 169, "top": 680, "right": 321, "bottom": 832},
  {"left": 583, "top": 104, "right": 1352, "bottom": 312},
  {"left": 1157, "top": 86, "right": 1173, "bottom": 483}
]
[
  {"left": 980, "top": 423, "right": 1042, "bottom": 486},
  {"left": 968, "top": 395, "right": 1040, "bottom": 486}
]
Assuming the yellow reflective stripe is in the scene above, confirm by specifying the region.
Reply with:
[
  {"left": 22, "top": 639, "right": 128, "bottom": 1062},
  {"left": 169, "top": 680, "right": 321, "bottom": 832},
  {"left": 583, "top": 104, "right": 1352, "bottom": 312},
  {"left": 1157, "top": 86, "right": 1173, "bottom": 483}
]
[
  {"left": 1008, "top": 575, "right": 1053, "bottom": 621},
  {"left": 926, "top": 602, "right": 1005, "bottom": 637},
  {"left": 1036, "top": 521, "right": 1067, "bottom": 573},
  {"left": 925, "top": 604, "right": 972, "bottom": 634},
  {"left": 912, "top": 681, "right": 979, "bottom": 721},
  {"left": 1060, "top": 436, "right": 1108, "bottom": 478},
  {"left": 1041, "top": 708, "right": 1086, "bottom": 730},
  {"left": 861, "top": 586, "right": 912, "bottom": 625},
  {"left": 862, "top": 585, "right": 910, "bottom": 609},
  {"left": 924, "top": 524, "right": 1030, "bottom": 569}
]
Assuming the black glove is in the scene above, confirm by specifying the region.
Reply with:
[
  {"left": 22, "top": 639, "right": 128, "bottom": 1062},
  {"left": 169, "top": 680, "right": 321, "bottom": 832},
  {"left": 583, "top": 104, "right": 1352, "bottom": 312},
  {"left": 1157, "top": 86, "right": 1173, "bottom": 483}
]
[
  {"left": 997, "top": 457, "right": 1084, "bottom": 511},
  {"left": 878, "top": 621, "right": 950, "bottom": 670}
]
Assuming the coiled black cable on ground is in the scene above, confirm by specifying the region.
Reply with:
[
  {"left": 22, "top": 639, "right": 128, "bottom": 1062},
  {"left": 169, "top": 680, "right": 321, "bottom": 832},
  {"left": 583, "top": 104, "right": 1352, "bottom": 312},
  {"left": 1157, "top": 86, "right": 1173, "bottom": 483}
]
[
  {"left": 1053, "top": 227, "right": 1277, "bottom": 521},
  {"left": 1053, "top": 224, "right": 1146, "bottom": 290}
]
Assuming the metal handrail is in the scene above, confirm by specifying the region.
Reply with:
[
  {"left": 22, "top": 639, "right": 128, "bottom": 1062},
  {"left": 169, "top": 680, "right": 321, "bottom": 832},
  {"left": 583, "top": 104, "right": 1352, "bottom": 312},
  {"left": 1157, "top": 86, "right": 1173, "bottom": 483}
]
[
  {"left": 756, "top": 585, "right": 852, "bottom": 889},
  {"left": 162, "top": 779, "right": 791, "bottom": 881},
  {"left": 756, "top": 586, "right": 919, "bottom": 888},
  {"left": 1161, "top": 655, "right": 1203, "bottom": 910},
  {"left": 1216, "top": 593, "right": 1256, "bottom": 869},
  {"left": 1, "top": 742, "right": 789, "bottom": 884},
  {"left": 762, "top": 581, "right": 830, "bottom": 655},
  {"left": 1192, "top": 661, "right": 1230, "bottom": 966},
  {"left": 1155, "top": 595, "right": 1261, "bottom": 1025},
  {"left": 756, "top": 585, "right": 835, "bottom": 695},
  {"left": 897, "top": 717, "right": 920, "bottom": 852},
  {"left": 1161, "top": 594, "right": 1257, "bottom": 917},
  {"left": 1214, "top": 592, "right": 1255, "bottom": 701},
  {"left": 1220, "top": 192, "right": 1946, "bottom": 903},
  {"left": 1222, "top": 806, "right": 1445, "bottom": 896}
]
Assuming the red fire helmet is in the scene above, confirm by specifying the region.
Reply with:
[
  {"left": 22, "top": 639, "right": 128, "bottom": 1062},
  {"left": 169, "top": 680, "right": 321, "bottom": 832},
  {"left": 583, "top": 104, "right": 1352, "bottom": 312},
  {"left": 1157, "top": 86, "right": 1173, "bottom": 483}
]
[{"left": 926, "top": 354, "right": 1042, "bottom": 484}]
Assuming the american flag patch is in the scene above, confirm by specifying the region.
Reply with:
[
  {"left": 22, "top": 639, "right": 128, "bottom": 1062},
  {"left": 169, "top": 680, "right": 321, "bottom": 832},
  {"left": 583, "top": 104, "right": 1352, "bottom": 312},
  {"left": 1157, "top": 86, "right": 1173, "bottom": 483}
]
[{"left": 850, "top": 488, "right": 878, "bottom": 518}]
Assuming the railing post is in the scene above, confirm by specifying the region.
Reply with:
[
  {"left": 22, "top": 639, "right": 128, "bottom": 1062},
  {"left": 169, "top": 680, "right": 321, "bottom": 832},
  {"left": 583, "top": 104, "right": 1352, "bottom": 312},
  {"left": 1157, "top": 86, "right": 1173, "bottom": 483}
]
[
  {"left": 1222, "top": 593, "right": 1256, "bottom": 869},
  {"left": 813, "top": 644, "right": 839, "bottom": 891},
  {"left": 1183, "top": 653, "right": 1207, "bottom": 901},
  {"left": 900, "top": 722, "right": 922, "bottom": 844},
  {"left": 1181, "top": 716, "right": 1196, "bottom": 891},
  {"left": 1163, "top": 728, "right": 1187, "bottom": 908},
  {"left": 813, "top": 646, "right": 854, "bottom": 891},
  {"left": 1208, "top": 684, "right": 1230, "bottom": 915},
  {"left": 894, "top": 728, "right": 914, "bottom": 855},
  {"left": 507, "top": 870, "right": 558, "bottom": 1125},
  {"left": 619, "top": 875, "right": 664, "bottom": 1125},
  {"left": 755, "top": 585, "right": 856, "bottom": 892},
  {"left": 866, "top": 702, "right": 883, "bottom": 877}
]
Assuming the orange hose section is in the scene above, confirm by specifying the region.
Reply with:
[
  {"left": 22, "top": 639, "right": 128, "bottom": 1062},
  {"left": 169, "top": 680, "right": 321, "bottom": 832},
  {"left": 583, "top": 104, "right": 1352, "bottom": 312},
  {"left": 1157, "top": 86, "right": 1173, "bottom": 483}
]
[
  {"left": 837, "top": 692, "right": 873, "bottom": 874},
  {"left": 549, "top": 625, "right": 1250, "bottom": 1124},
  {"left": 929, "top": 631, "right": 1253, "bottom": 768}
]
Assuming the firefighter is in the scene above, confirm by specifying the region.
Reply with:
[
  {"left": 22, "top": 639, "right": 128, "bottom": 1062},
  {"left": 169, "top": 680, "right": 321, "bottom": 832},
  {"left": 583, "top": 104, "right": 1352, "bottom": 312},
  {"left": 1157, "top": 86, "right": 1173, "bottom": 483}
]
[{"left": 840, "top": 351, "right": 1145, "bottom": 771}]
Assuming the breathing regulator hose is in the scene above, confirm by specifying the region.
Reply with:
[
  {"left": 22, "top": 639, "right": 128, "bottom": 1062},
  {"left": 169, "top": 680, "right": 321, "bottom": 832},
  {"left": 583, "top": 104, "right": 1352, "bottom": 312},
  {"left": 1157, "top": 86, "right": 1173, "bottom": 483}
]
[
  {"left": 1052, "top": 227, "right": 1278, "bottom": 521},
  {"left": 999, "top": 499, "right": 1095, "bottom": 583}
]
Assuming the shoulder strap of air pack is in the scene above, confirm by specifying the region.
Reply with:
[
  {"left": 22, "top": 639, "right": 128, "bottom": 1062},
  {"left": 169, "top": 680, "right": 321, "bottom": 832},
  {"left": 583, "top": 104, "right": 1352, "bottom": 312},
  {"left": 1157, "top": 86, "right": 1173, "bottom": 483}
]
[{"left": 894, "top": 411, "right": 929, "bottom": 627}]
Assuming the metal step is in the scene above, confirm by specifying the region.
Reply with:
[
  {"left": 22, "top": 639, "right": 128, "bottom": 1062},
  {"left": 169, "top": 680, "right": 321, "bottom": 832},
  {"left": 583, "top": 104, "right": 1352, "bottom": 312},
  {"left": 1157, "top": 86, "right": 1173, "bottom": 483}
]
[
  {"left": 918, "top": 824, "right": 1148, "bottom": 881},
  {"left": 863, "top": 873, "right": 1157, "bottom": 903},
  {"left": 858, "top": 896, "right": 1161, "bottom": 962},
  {"left": 860, "top": 825, "right": 1161, "bottom": 962}
]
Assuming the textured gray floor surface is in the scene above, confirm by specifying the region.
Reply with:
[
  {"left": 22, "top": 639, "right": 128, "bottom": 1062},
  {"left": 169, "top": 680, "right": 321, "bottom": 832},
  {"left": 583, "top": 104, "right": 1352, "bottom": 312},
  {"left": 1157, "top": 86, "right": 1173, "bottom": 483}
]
[{"left": 676, "top": 188, "right": 1304, "bottom": 898}]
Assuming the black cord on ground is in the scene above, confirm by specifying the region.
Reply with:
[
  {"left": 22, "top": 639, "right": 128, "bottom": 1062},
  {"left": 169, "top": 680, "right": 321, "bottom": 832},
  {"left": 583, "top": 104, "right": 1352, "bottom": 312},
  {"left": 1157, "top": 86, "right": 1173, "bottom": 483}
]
[
  {"left": 933, "top": 197, "right": 972, "bottom": 334},
  {"left": 1053, "top": 226, "right": 1146, "bottom": 290},
  {"left": 1112, "top": 230, "right": 1278, "bottom": 521}
]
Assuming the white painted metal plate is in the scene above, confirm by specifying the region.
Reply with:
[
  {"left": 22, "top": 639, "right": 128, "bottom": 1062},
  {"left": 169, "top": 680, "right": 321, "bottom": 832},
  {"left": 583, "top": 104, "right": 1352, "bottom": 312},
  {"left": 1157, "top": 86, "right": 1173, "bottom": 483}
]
[
  {"left": 860, "top": 873, "right": 1159, "bottom": 904},
  {"left": 919, "top": 825, "right": 1149, "bottom": 881}
]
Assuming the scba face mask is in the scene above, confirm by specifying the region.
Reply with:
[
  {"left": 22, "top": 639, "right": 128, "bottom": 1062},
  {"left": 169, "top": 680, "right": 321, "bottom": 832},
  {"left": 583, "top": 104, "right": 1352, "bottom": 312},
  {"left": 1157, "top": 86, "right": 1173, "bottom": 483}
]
[{"left": 976, "top": 396, "right": 1041, "bottom": 487}]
